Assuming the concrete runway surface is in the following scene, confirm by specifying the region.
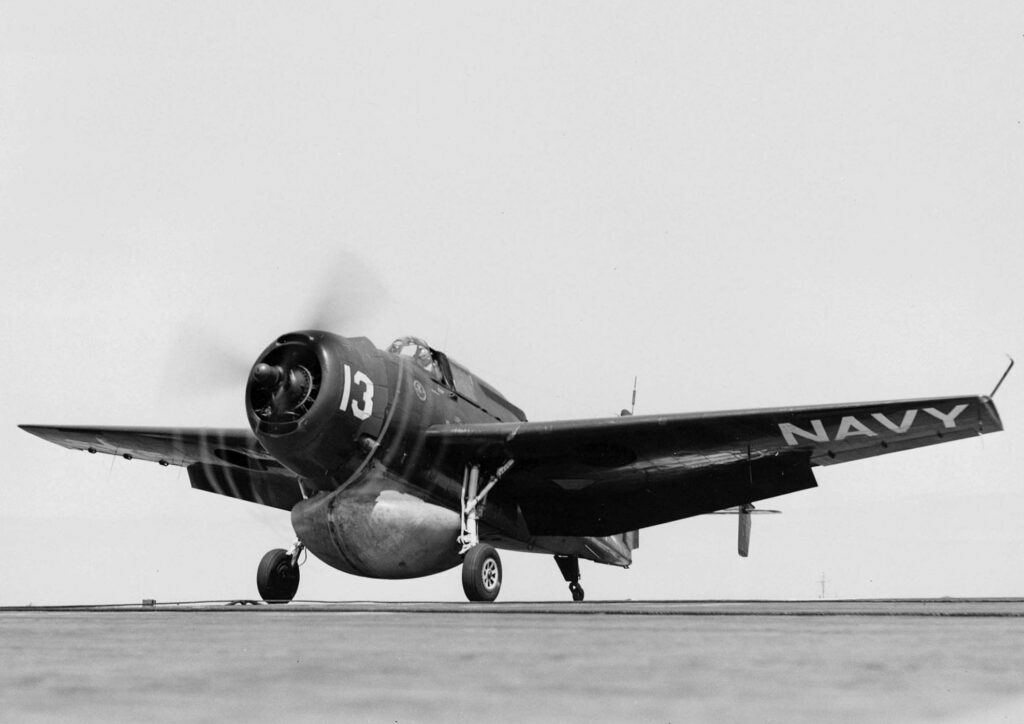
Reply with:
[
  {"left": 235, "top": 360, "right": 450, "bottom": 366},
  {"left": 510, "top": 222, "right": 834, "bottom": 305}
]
[{"left": 2, "top": 599, "right": 1023, "bottom": 723}]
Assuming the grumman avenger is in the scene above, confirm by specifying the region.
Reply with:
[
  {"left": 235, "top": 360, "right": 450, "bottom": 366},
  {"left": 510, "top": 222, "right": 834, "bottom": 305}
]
[{"left": 20, "top": 332, "right": 1009, "bottom": 602}]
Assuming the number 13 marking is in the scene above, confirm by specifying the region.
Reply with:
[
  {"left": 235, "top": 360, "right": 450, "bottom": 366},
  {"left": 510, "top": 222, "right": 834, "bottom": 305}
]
[{"left": 339, "top": 364, "right": 374, "bottom": 421}]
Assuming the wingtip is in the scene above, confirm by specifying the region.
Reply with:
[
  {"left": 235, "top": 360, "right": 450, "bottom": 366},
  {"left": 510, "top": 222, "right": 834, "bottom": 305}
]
[
  {"left": 18, "top": 424, "right": 52, "bottom": 439},
  {"left": 978, "top": 396, "right": 1005, "bottom": 433}
]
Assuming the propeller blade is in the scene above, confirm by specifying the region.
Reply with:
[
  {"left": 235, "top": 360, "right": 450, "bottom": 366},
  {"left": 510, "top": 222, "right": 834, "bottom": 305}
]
[
  {"left": 160, "top": 320, "right": 255, "bottom": 397},
  {"left": 162, "top": 250, "right": 389, "bottom": 400},
  {"left": 301, "top": 250, "right": 390, "bottom": 333}
]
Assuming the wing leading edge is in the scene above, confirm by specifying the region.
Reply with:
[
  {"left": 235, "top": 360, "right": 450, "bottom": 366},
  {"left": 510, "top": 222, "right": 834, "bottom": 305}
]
[
  {"left": 19, "top": 425, "right": 303, "bottom": 511},
  {"left": 20, "top": 394, "right": 1002, "bottom": 529},
  {"left": 425, "top": 394, "right": 1002, "bottom": 536}
]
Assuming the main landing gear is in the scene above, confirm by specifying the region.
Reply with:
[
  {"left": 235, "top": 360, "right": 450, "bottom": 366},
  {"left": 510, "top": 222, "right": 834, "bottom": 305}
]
[
  {"left": 256, "top": 542, "right": 304, "bottom": 603},
  {"left": 555, "top": 555, "right": 585, "bottom": 602},
  {"left": 458, "top": 460, "right": 513, "bottom": 602},
  {"left": 462, "top": 543, "right": 503, "bottom": 602}
]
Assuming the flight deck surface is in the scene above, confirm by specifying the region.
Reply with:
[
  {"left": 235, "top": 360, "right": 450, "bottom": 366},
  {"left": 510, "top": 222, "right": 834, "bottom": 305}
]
[
  {"left": 4, "top": 597, "right": 1024, "bottom": 616},
  {"left": 3, "top": 599, "right": 1023, "bottom": 723}
]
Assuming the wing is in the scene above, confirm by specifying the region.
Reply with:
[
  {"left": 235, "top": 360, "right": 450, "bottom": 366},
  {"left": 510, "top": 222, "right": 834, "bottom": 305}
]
[
  {"left": 425, "top": 394, "right": 1002, "bottom": 536},
  {"left": 19, "top": 425, "right": 303, "bottom": 511}
]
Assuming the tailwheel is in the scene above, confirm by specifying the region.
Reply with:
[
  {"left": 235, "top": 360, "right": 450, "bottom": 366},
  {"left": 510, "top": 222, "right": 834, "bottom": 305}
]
[
  {"left": 462, "top": 543, "right": 502, "bottom": 602},
  {"left": 555, "top": 555, "right": 584, "bottom": 603},
  {"left": 257, "top": 548, "right": 300, "bottom": 603}
]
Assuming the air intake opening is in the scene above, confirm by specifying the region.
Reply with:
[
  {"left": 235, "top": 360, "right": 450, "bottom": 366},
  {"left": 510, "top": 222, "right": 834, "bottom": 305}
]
[{"left": 249, "top": 341, "right": 323, "bottom": 433}]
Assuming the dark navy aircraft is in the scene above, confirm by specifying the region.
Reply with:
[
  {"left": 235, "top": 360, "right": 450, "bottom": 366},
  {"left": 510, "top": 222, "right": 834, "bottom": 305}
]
[{"left": 21, "top": 332, "right": 1006, "bottom": 602}]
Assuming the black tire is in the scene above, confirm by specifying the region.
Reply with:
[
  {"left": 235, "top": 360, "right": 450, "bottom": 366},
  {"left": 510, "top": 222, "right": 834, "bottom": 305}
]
[
  {"left": 257, "top": 548, "right": 300, "bottom": 603},
  {"left": 461, "top": 544, "right": 502, "bottom": 602},
  {"left": 570, "top": 581, "right": 585, "bottom": 602}
]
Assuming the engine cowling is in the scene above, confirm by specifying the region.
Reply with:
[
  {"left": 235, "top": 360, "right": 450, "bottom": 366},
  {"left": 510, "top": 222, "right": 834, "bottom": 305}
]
[{"left": 246, "top": 331, "right": 388, "bottom": 484}]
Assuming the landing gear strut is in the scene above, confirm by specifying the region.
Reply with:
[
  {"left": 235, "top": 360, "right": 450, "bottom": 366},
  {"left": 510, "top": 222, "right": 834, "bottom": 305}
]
[
  {"left": 256, "top": 542, "right": 304, "bottom": 603},
  {"left": 457, "top": 460, "right": 513, "bottom": 602},
  {"left": 555, "top": 555, "right": 584, "bottom": 602}
]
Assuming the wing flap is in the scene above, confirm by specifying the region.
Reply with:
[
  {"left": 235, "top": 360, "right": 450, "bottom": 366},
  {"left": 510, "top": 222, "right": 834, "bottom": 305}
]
[
  {"left": 187, "top": 463, "right": 304, "bottom": 511},
  {"left": 511, "top": 451, "right": 816, "bottom": 536}
]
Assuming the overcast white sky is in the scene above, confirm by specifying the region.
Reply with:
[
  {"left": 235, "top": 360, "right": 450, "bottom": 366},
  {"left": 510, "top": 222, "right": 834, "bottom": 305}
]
[{"left": 2, "top": 3, "right": 1022, "bottom": 605}]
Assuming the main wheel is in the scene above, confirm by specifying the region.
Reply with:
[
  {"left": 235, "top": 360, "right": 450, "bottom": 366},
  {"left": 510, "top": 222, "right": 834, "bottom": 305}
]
[
  {"left": 569, "top": 581, "right": 585, "bottom": 602},
  {"left": 257, "top": 548, "right": 300, "bottom": 603},
  {"left": 462, "top": 544, "right": 502, "bottom": 602}
]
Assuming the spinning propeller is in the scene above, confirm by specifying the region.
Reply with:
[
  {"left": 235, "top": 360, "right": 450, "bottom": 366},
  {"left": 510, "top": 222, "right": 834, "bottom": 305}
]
[{"left": 161, "top": 251, "right": 389, "bottom": 403}]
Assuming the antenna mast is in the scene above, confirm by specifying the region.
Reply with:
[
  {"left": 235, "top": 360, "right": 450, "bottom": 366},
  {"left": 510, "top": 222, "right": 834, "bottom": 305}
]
[
  {"left": 620, "top": 377, "right": 638, "bottom": 417},
  {"left": 991, "top": 355, "right": 1015, "bottom": 397}
]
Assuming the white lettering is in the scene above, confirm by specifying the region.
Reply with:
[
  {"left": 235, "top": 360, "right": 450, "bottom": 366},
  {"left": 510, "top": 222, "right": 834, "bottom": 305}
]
[
  {"left": 871, "top": 409, "right": 918, "bottom": 434},
  {"left": 340, "top": 365, "right": 375, "bottom": 421},
  {"left": 779, "top": 404, "right": 969, "bottom": 446},
  {"left": 779, "top": 419, "right": 828, "bottom": 446},
  {"left": 339, "top": 363, "right": 352, "bottom": 413},
  {"left": 922, "top": 403, "right": 968, "bottom": 429},
  {"left": 351, "top": 370, "right": 375, "bottom": 421},
  {"left": 835, "top": 416, "right": 878, "bottom": 440}
]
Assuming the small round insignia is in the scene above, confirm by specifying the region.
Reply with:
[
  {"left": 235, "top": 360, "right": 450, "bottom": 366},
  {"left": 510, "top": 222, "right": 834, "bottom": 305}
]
[{"left": 413, "top": 380, "right": 427, "bottom": 401}]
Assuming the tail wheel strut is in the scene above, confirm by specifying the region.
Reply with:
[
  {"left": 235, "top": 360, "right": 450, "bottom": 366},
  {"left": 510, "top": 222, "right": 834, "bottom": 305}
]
[{"left": 555, "top": 555, "right": 584, "bottom": 602}]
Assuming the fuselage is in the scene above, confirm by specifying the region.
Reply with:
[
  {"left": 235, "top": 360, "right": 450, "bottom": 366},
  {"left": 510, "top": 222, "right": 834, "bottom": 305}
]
[{"left": 245, "top": 331, "right": 631, "bottom": 579}]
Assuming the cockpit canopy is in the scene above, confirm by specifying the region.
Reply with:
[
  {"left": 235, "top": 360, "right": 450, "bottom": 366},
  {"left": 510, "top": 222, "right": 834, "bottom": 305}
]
[
  {"left": 386, "top": 336, "right": 526, "bottom": 422},
  {"left": 387, "top": 336, "right": 437, "bottom": 375}
]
